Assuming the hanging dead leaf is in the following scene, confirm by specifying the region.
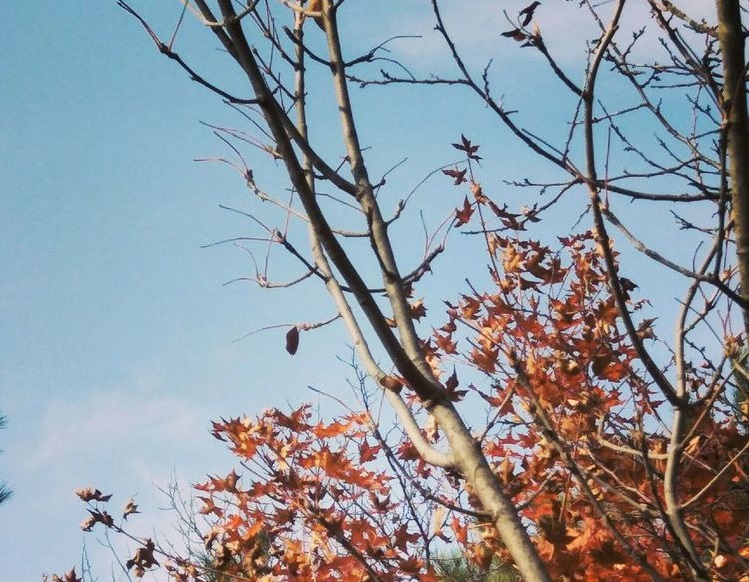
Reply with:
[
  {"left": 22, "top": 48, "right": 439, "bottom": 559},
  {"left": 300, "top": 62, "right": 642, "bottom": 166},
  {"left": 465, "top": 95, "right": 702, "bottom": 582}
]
[
  {"left": 455, "top": 196, "right": 474, "bottom": 226},
  {"left": 452, "top": 134, "right": 481, "bottom": 160},
  {"left": 126, "top": 538, "right": 159, "bottom": 577},
  {"left": 75, "top": 487, "right": 112, "bottom": 503},
  {"left": 123, "top": 498, "right": 140, "bottom": 520},
  {"left": 501, "top": 28, "right": 527, "bottom": 42},
  {"left": 409, "top": 298, "right": 427, "bottom": 320},
  {"left": 442, "top": 167, "right": 467, "bottom": 185},
  {"left": 285, "top": 326, "right": 300, "bottom": 355},
  {"left": 519, "top": 1, "right": 541, "bottom": 26},
  {"left": 51, "top": 570, "right": 82, "bottom": 582}
]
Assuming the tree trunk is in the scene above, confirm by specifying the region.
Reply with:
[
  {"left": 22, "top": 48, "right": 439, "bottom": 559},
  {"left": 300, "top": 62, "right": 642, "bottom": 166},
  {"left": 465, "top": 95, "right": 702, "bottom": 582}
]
[{"left": 717, "top": 0, "right": 749, "bottom": 337}]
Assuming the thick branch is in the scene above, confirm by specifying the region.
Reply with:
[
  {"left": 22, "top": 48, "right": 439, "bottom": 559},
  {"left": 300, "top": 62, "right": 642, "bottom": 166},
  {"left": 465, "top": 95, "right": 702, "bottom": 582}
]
[{"left": 717, "top": 0, "right": 749, "bottom": 336}]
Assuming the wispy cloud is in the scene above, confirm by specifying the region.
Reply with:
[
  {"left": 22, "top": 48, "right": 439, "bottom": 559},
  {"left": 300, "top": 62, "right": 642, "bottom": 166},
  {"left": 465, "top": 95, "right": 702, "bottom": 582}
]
[
  {"left": 23, "top": 379, "right": 203, "bottom": 473},
  {"left": 368, "top": 0, "right": 716, "bottom": 74},
  {"left": 7, "top": 377, "right": 221, "bottom": 580}
]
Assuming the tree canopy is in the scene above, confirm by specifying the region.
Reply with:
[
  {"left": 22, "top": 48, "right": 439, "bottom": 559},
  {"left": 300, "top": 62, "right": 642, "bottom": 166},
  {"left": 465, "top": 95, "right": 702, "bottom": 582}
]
[{"left": 53, "top": 2, "right": 749, "bottom": 581}]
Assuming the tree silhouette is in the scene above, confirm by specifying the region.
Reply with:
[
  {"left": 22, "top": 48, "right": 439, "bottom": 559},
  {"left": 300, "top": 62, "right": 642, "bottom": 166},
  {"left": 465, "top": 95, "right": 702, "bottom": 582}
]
[{"left": 0, "top": 412, "right": 11, "bottom": 505}]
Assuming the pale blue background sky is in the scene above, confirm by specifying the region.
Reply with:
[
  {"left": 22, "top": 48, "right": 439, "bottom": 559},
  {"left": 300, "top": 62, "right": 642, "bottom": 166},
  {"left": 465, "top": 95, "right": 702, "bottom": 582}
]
[
  {"left": 1, "top": 2, "right": 352, "bottom": 577},
  {"left": 0, "top": 1, "right": 715, "bottom": 580}
]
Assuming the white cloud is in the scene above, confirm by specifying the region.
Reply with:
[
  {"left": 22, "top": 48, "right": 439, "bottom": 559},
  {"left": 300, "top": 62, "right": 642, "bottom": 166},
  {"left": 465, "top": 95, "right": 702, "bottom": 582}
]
[
  {"left": 23, "top": 378, "right": 202, "bottom": 472},
  {"left": 371, "top": 0, "right": 717, "bottom": 73},
  {"left": 5, "top": 377, "right": 222, "bottom": 581}
]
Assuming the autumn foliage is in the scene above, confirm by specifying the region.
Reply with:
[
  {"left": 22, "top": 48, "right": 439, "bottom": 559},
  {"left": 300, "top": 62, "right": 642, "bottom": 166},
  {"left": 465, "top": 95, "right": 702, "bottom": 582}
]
[
  {"left": 55, "top": 1, "right": 749, "bottom": 581},
  {"left": 193, "top": 205, "right": 747, "bottom": 580},
  {"left": 67, "top": 167, "right": 749, "bottom": 581}
]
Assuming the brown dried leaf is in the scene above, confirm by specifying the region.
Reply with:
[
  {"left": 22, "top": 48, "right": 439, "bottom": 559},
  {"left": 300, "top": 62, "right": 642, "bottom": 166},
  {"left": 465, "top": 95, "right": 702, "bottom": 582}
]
[
  {"left": 409, "top": 298, "right": 427, "bottom": 320},
  {"left": 501, "top": 28, "right": 526, "bottom": 42},
  {"left": 285, "top": 326, "right": 300, "bottom": 355},
  {"left": 123, "top": 498, "right": 140, "bottom": 520},
  {"left": 75, "top": 487, "right": 112, "bottom": 503},
  {"left": 519, "top": 1, "right": 541, "bottom": 26}
]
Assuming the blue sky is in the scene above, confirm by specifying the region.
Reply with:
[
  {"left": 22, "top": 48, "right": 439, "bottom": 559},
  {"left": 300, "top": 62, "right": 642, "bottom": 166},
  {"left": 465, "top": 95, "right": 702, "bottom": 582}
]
[
  {"left": 0, "top": 1, "right": 716, "bottom": 579},
  {"left": 0, "top": 2, "right": 351, "bottom": 577}
]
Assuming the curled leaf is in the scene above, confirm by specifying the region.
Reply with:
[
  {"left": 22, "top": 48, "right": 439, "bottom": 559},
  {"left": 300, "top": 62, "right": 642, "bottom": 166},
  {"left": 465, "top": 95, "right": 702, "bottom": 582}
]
[
  {"left": 75, "top": 487, "right": 112, "bottom": 503},
  {"left": 442, "top": 167, "right": 467, "bottom": 185},
  {"left": 285, "top": 326, "right": 300, "bottom": 355},
  {"left": 51, "top": 570, "right": 82, "bottom": 582},
  {"left": 519, "top": 1, "right": 541, "bottom": 26},
  {"left": 452, "top": 134, "right": 482, "bottom": 160},
  {"left": 501, "top": 28, "right": 526, "bottom": 42},
  {"left": 409, "top": 299, "right": 427, "bottom": 320},
  {"left": 84, "top": 509, "right": 114, "bottom": 530},
  {"left": 126, "top": 538, "right": 159, "bottom": 577},
  {"left": 123, "top": 498, "right": 140, "bottom": 520},
  {"left": 455, "top": 196, "right": 474, "bottom": 226}
]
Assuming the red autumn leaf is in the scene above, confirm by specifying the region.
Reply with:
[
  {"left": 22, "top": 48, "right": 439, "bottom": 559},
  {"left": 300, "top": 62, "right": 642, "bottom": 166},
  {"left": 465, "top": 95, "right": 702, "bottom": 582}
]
[
  {"left": 471, "top": 346, "right": 498, "bottom": 373},
  {"left": 396, "top": 439, "right": 419, "bottom": 461},
  {"left": 460, "top": 295, "right": 483, "bottom": 319},
  {"left": 358, "top": 440, "right": 381, "bottom": 463},
  {"left": 312, "top": 419, "right": 352, "bottom": 438},
  {"left": 409, "top": 298, "right": 427, "bottom": 320},
  {"left": 444, "top": 369, "right": 467, "bottom": 401},
  {"left": 211, "top": 470, "right": 239, "bottom": 492},
  {"left": 454, "top": 196, "right": 474, "bottom": 226},
  {"left": 434, "top": 331, "right": 457, "bottom": 354},
  {"left": 73, "top": 224, "right": 749, "bottom": 582},
  {"left": 51, "top": 570, "right": 82, "bottom": 582},
  {"left": 392, "top": 524, "right": 420, "bottom": 551},
  {"left": 439, "top": 316, "right": 457, "bottom": 333},
  {"left": 501, "top": 28, "right": 527, "bottom": 41},
  {"left": 445, "top": 368, "right": 459, "bottom": 392},
  {"left": 452, "top": 134, "right": 482, "bottom": 161},
  {"left": 442, "top": 167, "right": 467, "bottom": 185},
  {"left": 197, "top": 496, "right": 223, "bottom": 517},
  {"left": 591, "top": 354, "right": 626, "bottom": 381}
]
